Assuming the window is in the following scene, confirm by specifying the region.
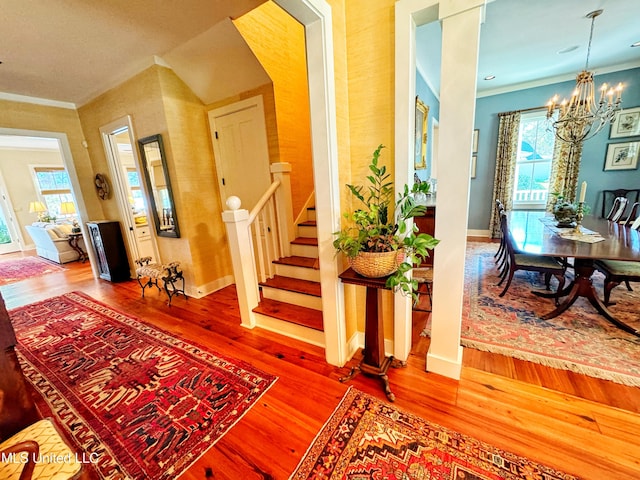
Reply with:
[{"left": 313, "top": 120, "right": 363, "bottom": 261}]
[
  {"left": 512, "top": 111, "right": 556, "bottom": 209},
  {"left": 126, "top": 168, "right": 146, "bottom": 212},
  {"left": 33, "top": 167, "right": 73, "bottom": 218}
]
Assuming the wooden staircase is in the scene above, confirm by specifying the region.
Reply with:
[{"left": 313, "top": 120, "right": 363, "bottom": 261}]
[{"left": 253, "top": 207, "right": 324, "bottom": 334}]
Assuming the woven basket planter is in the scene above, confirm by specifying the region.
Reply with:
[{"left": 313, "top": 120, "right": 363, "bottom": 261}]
[{"left": 349, "top": 250, "right": 405, "bottom": 278}]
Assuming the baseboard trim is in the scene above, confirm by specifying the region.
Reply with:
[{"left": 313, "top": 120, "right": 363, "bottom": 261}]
[
  {"left": 189, "top": 275, "right": 234, "bottom": 299},
  {"left": 467, "top": 229, "right": 491, "bottom": 237},
  {"left": 426, "top": 345, "right": 463, "bottom": 380}
]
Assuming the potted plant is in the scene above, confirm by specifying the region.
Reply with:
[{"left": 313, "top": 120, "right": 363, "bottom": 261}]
[{"left": 333, "top": 144, "right": 439, "bottom": 300}]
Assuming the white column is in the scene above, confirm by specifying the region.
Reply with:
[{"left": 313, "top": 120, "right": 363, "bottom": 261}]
[
  {"left": 427, "top": 0, "right": 484, "bottom": 379},
  {"left": 222, "top": 197, "right": 259, "bottom": 329},
  {"left": 271, "top": 162, "right": 294, "bottom": 257}
]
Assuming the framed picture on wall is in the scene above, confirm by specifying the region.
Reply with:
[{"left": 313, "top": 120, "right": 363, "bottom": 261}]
[
  {"left": 472, "top": 129, "right": 479, "bottom": 153},
  {"left": 604, "top": 141, "right": 639, "bottom": 171},
  {"left": 610, "top": 106, "right": 640, "bottom": 138},
  {"left": 414, "top": 96, "right": 429, "bottom": 170}
]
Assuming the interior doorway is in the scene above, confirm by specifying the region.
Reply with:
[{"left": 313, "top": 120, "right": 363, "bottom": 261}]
[
  {"left": 0, "top": 130, "right": 89, "bottom": 263},
  {"left": 0, "top": 173, "right": 20, "bottom": 254},
  {"left": 100, "top": 117, "right": 159, "bottom": 271}
]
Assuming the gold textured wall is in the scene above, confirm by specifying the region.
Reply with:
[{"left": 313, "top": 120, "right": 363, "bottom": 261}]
[
  {"left": 234, "top": 1, "right": 314, "bottom": 218},
  {"left": 78, "top": 65, "right": 231, "bottom": 291},
  {"left": 0, "top": 99, "right": 104, "bottom": 228}
]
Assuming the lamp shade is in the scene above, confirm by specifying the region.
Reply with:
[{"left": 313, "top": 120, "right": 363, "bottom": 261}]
[
  {"left": 29, "top": 201, "right": 47, "bottom": 214},
  {"left": 60, "top": 201, "right": 76, "bottom": 215}
]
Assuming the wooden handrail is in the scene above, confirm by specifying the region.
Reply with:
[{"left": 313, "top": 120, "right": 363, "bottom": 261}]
[{"left": 248, "top": 180, "right": 281, "bottom": 224}]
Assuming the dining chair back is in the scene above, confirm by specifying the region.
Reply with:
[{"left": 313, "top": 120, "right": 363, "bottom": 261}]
[
  {"left": 498, "top": 212, "right": 566, "bottom": 303},
  {"left": 620, "top": 202, "right": 639, "bottom": 226},
  {"left": 606, "top": 196, "right": 629, "bottom": 222}
]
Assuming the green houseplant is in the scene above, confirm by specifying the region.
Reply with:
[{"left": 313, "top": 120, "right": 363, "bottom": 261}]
[{"left": 333, "top": 144, "right": 439, "bottom": 300}]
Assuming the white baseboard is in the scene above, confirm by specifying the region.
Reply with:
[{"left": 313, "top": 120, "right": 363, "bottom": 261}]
[
  {"left": 467, "top": 229, "right": 491, "bottom": 237},
  {"left": 189, "top": 275, "right": 234, "bottom": 299},
  {"left": 426, "top": 345, "right": 463, "bottom": 380},
  {"left": 349, "top": 331, "right": 395, "bottom": 360}
]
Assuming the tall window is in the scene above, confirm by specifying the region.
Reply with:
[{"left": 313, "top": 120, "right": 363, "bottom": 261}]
[
  {"left": 33, "top": 167, "right": 73, "bottom": 218},
  {"left": 512, "top": 111, "right": 556, "bottom": 209},
  {"left": 126, "top": 168, "right": 146, "bottom": 212}
]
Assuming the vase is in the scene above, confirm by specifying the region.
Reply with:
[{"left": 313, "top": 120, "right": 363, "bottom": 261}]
[{"left": 349, "top": 250, "right": 405, "bottom": 278}]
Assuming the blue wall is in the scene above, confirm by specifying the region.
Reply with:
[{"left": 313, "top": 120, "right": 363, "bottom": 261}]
[
  {"left": 416, "top": 72, "right": 440, "bottom": 182},
  {"left": 471, "top": 67, "right": 640, "bottom": 230}
]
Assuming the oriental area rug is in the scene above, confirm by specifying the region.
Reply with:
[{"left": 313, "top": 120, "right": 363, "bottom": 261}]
[
  {"left": 0, "top": 256, "right": 64, "bottom": 286},
  {"left": 290, "top": 388, "right": 578, "bottom": 480},
  {"left": 423, "top": 242, "right": 640, "bottom": 387},
  {"left": 10, "top": 291, "right": 277, "bottom": 480}
]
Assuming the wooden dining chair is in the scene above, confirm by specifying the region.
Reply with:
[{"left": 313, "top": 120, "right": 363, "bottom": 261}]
[
  {"left": 606, "top": 197, "right": 629, "bottom": 222},
  {"left": 594, "top": 219, "right": 640, "bottom": 305},
  {"left": 498, "top": 213, "right": 566, "bottom": 303},
  {"left": 620, "top": 202, "right": 639, "bottom": 226}
]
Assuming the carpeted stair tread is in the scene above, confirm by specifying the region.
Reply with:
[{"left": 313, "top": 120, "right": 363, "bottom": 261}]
[
  {"left": 298, "top": 220, "right": 317, "bottom": 227},
  {"left": 259, "top": 275, "right": 321, "bottom": 297},
  {"left": 273, "top": 256, "right": 319, "bottom": 270},
  {"left": 253, "top": 298, "right": 324, "bottom": 331},
  {"left": 291, "top": 237, "right": 318, "bottom": 246}
]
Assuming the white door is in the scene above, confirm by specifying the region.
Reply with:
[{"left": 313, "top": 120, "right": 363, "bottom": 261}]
[
  {"left": 101, "top": 117, "right": 159, "bottom": 269},
  {"left": 0, "top": 176, "right": 20, "bottom": 254},
  {"left": 208, "top": 95, "right": 271, "bottom": 211}
]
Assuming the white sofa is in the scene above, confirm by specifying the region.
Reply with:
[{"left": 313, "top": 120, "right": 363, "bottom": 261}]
[{"left": 25, "top": 222, "right": 87, "bottom": 264}]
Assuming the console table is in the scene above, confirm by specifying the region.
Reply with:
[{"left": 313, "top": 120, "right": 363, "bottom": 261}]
[
  {"left": 67, "top": 232, "right": 87, "bottom": 263},
  {"left": 338, "top": 268, "right": 398, "bottom": 401}
]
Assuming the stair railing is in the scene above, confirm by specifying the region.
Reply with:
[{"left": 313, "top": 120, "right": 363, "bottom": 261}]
[{"left": 222, "top": 163, "right": 294, "bottom": 328}]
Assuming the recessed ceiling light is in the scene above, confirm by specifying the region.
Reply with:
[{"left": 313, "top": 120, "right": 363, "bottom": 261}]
[
  {"left": 632, "top": 41, "right": 640, "bottom": 47},
  {"left": 484, "top": 75, "right": 495, "bottom": 81},
  {"left": 558, "top": 45, "right": 579, "bottom": 54}
]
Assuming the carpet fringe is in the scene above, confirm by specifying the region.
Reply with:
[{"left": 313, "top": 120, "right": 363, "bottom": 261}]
[{"left": 461, "top": 339, "right": 640, "bottom": 388}]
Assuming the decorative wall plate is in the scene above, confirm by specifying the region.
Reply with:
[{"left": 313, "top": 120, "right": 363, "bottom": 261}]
[{"left": 95, "top": 173, "right": 110, "bottom": 200}]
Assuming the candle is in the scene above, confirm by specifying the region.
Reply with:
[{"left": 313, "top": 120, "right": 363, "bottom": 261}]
[{"left": 579, "top": 181, "right": 587, "bottom": 203}]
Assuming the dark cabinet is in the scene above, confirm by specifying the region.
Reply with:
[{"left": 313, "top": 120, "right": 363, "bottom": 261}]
[
  {"left": 87, "top": 221, "right": 130, "bottom": 282},
  {"left": 414, "top": 204, "right": 436, "bottom": 266}
]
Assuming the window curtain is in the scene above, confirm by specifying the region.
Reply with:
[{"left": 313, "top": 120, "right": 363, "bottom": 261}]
[
  {"left": 488, "top": 111, "right": 520, "bottom": 238},
  {"left": 545, "top": 129, "right": 583, "bottom": 210}
]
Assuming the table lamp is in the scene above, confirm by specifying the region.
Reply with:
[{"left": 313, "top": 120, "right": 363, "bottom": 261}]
[
  {"left": 60, "top": 201, "right": 81, "bottom": 233},
  {"left": 29, "top": 201, "right": 48, "bottom": 221}
]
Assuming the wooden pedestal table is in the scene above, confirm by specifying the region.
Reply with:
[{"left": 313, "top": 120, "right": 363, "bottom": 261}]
[
  {"left": 338, "top": 267, "right": 401, "bottom": 402},
  {"left": 67, "top": 232, "right": 87, "bottom": 263}
]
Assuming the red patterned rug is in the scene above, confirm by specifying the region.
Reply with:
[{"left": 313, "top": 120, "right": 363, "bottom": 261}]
[
  {"left": 10, "top": 291, "right": 277, "bottom": 480},
  {"left": 290, "top": 388, "right": 578, "bottom": 480},
  {"left": 423, "top": 242, "right": 640, "bottom": 387},
  {"left": 0, "top": 256, "right": 64, "bottom": 286}
]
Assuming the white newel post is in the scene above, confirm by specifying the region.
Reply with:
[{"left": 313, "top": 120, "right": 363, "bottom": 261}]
[
  {"left": 271, "top": 163, "right": 294, "bottom": 257},
  {"left": 222, "top": 196, "right": 259, "bottom": 329}
]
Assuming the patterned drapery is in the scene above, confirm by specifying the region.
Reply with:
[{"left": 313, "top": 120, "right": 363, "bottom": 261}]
[
  {"left": 489, "top": 111, "right": 520, "bottom": 238},
  {"left": 545, "top": 124, "right": 584, "bottom": 210}
]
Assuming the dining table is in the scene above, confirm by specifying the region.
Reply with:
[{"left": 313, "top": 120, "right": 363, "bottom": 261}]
[{"left": 507, "top": 210, "right": 640, "bottom": 336}]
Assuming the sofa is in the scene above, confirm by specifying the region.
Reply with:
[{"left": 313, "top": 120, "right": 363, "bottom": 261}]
[{"left": 25, "top": 222, "right": 87, "bottom": 264}]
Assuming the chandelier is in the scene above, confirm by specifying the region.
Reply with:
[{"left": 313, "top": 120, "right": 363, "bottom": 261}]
[{"left": 546, "top": 9, "right": 623, "bottom": 145}]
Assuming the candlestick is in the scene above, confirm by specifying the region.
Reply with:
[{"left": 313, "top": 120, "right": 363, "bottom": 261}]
[
  {"left": 574, "top": 202, "right": 584, "bottom": 233},
  {"left": 579, "top": 181, "right": 587, "bottom": 203}
]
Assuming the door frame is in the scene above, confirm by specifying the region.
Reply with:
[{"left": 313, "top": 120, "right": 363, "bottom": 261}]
[
  {"left": 100, "top": 115, "right": 159, "bottom": 274},
  {"left": 0, "top": 128, "right": 91, "bottom": 263},
  {"left": 0, "top": 171, "right": 21, "bottom": 254}
]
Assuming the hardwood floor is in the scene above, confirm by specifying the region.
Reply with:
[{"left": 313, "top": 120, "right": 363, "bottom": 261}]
[{"left": 2, "top": 250, "right": 639, "bottom": 479}]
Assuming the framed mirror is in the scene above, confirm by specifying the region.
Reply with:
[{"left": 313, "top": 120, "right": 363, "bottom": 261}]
[{"left": 137, "top": 134, "right": 180, "bottom": 238}]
